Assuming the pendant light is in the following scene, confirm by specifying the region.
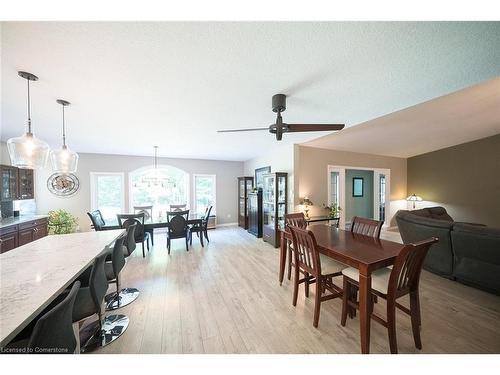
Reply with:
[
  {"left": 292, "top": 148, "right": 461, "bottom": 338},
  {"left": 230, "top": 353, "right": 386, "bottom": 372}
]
[
  {"left": 7, "top": 71, "right": 50, "bottom": 169},
  {"left": 137, "top": 146, "right": 172, "bottom": 188},
  {"left": 50, "top": 99, "right": 79, "bottom": 173}
]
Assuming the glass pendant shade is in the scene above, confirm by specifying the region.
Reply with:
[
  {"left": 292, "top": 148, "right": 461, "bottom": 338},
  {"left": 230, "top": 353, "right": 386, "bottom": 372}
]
[
  {"left": 7, "top": 132, "right": 50, "bottom": 169},
  {"left": 50, "top": 145, "right": 79, "bottom": 173}
]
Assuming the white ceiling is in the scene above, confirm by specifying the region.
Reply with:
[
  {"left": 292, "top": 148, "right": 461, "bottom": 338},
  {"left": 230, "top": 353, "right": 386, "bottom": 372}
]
[
  {"left": 1, "top": 22, "right": 500, "bottom": 161},
  {"left": 303, "top": 77, "right": 500, "bottom": 157}
]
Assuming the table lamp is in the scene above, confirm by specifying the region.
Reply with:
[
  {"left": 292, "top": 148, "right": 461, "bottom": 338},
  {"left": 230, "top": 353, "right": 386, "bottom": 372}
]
[
  {"left": 406, "top": 194, "right": 423, "bottom": 209},
  {"left": 300, "top": 197, "right": 314, "bottom": 220}
]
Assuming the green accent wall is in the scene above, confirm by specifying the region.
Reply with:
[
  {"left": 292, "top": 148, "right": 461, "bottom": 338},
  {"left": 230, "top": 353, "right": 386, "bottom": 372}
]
[
  {"left": 345, "top": 169, "right": 374, "bottom": 221},
  {"left": 407, "top": 134, "right": 500, "bottom": 227}
]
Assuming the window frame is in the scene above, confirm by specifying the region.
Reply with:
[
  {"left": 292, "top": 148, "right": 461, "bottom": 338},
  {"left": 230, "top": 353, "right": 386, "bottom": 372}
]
[
  {"left": 89, "top": 172, "right": 126, "bottom": 219},
  {"left": 192, "top": 173, "right": 217, "bottom": 217}
]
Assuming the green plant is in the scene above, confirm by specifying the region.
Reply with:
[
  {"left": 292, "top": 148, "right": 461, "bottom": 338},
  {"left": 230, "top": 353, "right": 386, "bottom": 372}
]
[
  {"left": 323, "top": 203, "right": 342, "bottom": 219},
  {"left": 48, "top": 209, "right": 78, "bottom": 235}
]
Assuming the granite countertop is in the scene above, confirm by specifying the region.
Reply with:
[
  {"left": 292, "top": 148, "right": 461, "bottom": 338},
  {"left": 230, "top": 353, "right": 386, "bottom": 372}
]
[{"left": 0, "top": 215, "right": 49, "bottom": 229}]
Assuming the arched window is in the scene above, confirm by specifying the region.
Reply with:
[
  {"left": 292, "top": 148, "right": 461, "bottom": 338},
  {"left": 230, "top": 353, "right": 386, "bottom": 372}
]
[{"left": 129, "top": 165, "right": 189, "bottom": 218}]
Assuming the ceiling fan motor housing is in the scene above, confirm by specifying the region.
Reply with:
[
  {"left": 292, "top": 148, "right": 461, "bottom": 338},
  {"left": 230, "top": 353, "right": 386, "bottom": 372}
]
[{"left": 272, "top": 94, "right": 286, "bottom": 113}]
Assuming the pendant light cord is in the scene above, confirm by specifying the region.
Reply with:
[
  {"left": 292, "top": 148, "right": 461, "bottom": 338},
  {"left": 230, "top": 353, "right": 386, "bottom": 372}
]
[
  {"left": 27, "top": 78, "right": 32, "bottom": 134},
  {"left": 62, "top": 104, "right": 67, "bottom": 147}
]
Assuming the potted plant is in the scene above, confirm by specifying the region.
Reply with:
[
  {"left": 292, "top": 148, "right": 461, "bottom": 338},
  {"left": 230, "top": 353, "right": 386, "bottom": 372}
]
[
  {"left": 47, "top": 209, "right": 78, "bottom": 235},
  {"left": 323, "top": 203, "right": 342, "bottom": 219}
]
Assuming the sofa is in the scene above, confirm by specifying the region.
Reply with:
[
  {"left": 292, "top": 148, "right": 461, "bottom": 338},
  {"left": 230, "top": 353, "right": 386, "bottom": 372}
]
[{"left": 395, "top": 207, "right": 500, "bottom": 295}]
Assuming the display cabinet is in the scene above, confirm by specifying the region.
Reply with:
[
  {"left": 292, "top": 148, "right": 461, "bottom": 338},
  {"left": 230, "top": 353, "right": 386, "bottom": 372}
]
[
  {"left": 248, "top": 189, "right": 263, "bottom": 238},
  {"left": 238, "top": 176, "right": 254, "bottom": 229},
  {"left": 262, "top": 172, "right": 288, "bottom": 248}
]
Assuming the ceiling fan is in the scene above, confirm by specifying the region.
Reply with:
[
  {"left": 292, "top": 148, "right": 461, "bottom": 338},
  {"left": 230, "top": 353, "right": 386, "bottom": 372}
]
[{"left": 217, "top": 94, "right": 345, "bottom": 141}]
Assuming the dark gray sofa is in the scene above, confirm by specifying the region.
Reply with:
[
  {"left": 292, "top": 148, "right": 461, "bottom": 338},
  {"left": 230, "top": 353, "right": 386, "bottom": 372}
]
[{"left": 395, "top": 207, "right": 500, "bottom": 294}]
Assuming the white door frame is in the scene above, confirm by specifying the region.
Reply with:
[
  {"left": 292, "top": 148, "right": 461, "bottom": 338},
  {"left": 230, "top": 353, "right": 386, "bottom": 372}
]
[{"left": 327, "top": 165, "right": 391, "bottom": 230}]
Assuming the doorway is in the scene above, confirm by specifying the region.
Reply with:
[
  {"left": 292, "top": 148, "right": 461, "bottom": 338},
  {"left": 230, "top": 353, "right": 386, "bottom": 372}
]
[{"left": 327, "top": 165, "right": 390, "bottom": 230}]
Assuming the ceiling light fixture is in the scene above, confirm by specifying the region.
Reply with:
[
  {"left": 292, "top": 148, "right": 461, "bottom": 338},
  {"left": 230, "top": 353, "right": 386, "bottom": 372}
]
[
  {"left": 50, "top": 99, "right": 79, "bottom": 173},
  {"left": 138, "top": 146, "right": 174, "bottom": 188},
  {"left": 7, "top": 71, "right": 50, "bottom": 169}
]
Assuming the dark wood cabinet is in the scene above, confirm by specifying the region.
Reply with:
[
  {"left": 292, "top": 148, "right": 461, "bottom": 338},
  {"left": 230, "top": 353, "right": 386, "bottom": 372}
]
[
  {"left": 0, "top": 227, "right": 19, "bottom": 253},
  {"left": 262, "top": 172, "right": 288, "bottom": 248},
  {"left": 238, "top": 176, "right": 254, "bottom": 229},
  {"left": 1, "top": 165, "right": 18, "bottom": 201},
  {"left": 0, "top": 218, "right": 48, "bottom": 253},
  {"left": 248, "top": 190, "right": 263, "bottom": 238},
  {"left": 0, "top": 164, "right": 35, "bottom": 201},
  {"left": 17, "top": 169, "right": 34, "bottom": 200}
]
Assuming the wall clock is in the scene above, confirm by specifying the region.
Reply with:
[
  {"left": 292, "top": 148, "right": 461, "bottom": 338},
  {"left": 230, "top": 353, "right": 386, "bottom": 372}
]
[{"left": 47, "top": 173, "right": 80, "bottom": 197}]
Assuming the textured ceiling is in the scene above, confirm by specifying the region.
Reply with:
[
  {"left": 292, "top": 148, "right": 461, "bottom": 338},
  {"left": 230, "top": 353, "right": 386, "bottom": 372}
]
[{"left": 1, "top": 22, "right": 500, "bottom": 161}]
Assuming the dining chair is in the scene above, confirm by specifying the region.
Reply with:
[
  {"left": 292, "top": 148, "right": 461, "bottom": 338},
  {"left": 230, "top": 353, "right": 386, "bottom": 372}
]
[
  {"left": 4, "top": 281, "right": 80, "bottom": 354},
  {"left": 117, "top": 213, "right": 150, "bottom": 257},
  {"left": 166, "top": 210, "right": 190, "bottom": 253},
  {"left": 340, "top": 237, "right": 439, "bottom": 354},
  {"left": 170, "top": 204, "right": 187, "bottom": 212},
  {"left": 288, "top": 225, "right": 346, "bottom": 328},
  {"left": 133, "top": 205, "right": 153, "bottom": 221},
  {"left": 285, "top": 213, "right": 308, "bottom": 281},
  {"left": 189, "top": 206, "right": 213, "bottom": 245},
  {"left": 87, "top": 210, "right": 107, "bottom": 231},
  {"left": 351, "top": 216, "right": 384, "bottom": 238}
]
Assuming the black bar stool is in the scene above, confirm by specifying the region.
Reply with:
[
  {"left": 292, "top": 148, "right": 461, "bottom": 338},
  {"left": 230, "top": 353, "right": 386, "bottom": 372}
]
[
  {"left": 104, "top": 227, "right": 140, "bottom": 311},
  {"left": 72, "top": 247, "right": 129, "bottom": 353},
  {"left": 2, "top": 281, "right": 80, "bottom": 354}
]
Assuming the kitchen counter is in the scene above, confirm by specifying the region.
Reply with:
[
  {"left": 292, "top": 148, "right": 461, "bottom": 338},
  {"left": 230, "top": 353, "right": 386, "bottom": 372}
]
[
  {"left": 0, "top": 215, "right": 49, "bottom": 229},
  {"left": 0, "top": 229, "right": 125, "bottom": 346}
]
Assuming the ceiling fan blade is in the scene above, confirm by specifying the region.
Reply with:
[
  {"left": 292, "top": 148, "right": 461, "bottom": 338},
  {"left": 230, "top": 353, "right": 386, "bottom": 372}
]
[
  {"left": 217, "top": 127, "right": 269, "bottom": 133},
  {"left": 286, "top": 124, "right": 345, "bottom": 132}
]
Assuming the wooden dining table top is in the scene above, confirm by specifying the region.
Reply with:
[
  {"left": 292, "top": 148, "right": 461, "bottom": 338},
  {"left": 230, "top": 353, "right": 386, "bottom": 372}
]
[{"left": 285, "top": 224, "right": 403, "bottom": 270}]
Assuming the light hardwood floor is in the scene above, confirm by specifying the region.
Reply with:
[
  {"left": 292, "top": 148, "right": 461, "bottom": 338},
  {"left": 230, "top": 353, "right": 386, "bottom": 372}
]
[{"left": 97, "top": 226, "right": 500, "bottom": 354}]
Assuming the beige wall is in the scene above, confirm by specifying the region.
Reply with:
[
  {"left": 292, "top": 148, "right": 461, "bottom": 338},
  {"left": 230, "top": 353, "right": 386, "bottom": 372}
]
[
  {"left": 408, "top": 134, "right": 500, "bottom": 227},
  {"left": 295, "top": 145, "right": 407, "bottom": 226},
  {"left": 1, "top": 142, "right": 243, "bottom": 231}
]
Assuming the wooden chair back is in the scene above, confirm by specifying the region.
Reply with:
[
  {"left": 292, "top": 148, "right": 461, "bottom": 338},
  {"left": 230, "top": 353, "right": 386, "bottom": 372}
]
[
  {"left": 167, "top": 210, "right": 189, "bottom": 236},
  {"left": 285, "top": 212, "right": 307, "bottom": 231},
  {"left": 388, "top": 237, "right": 438, "bottom": 297},
  {"left": 288, "top": 225, "right": 321, "bottom": 277},
  {"left": 134, "top": 205, "right": 153, "bottom": 220},
  {"left": 117, "top": 213, "right": 145, "bottom": 242},
  {"left": 351, "top": 216, "right": 384, "bottom": 238}
]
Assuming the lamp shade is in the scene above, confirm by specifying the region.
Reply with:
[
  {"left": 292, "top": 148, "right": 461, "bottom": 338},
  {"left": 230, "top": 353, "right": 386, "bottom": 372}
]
[
  {"left": 300, "top": 197, "right": 314, "bottom": 206},
  {"left": 406, "top": 194, "right": 423, "bottom": 202},
  {"left": 7, "top": 132, "right": 50, "bottom": 169},
  {"left": 50, "top": 145, "right": 79, "bottom": 173}
]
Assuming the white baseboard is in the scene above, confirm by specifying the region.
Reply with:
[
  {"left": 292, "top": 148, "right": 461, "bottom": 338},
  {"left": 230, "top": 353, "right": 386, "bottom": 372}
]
[{"left": 217, "top": 222, "right": 238, "bottom": 227}]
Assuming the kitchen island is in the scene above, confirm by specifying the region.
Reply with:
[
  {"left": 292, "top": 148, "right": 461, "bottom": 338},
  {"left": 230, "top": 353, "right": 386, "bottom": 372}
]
[{"left": 0, "top": 229, "right": 124, "bottom": 346}]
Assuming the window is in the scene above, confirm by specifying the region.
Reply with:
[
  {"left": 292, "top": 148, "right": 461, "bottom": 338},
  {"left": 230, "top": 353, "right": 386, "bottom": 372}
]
[
  {"left": 193, "top": 174, "right": 216, "bottom": 216},
  {"left": 379, "top": 174, "right": 386, "bottom": 221},
  {"left": 129, "top": 165, "right": 189, "bottom": 217},
  {"left": 330, "top": 171, "right": 340, "bottom": 207},
  {"left": 90, "top": 172, "right": 125, "bottom": 224}
]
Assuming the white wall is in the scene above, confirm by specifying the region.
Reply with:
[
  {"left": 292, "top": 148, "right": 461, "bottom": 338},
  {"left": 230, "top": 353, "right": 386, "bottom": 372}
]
[{"left": 1, "top": 142, "right": 243, "bottom": 231}]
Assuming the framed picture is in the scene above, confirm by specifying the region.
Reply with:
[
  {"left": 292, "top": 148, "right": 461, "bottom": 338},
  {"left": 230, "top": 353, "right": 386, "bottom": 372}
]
[
  {"left": 352, "top": 177, "right": 364, "bottom": 197},
  {"left": 255, "top": 166, "right": 271, "bottom": 190}
]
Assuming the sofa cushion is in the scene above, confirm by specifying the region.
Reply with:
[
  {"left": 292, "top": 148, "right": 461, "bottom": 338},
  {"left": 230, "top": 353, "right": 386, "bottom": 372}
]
[
  {"left": 453, "top": 223, "right": 500, "bottom": 237},
  {"left": 407, "top": 208, "right": 432, "bottom": 218},
  {"left": 397, "top": 211, "right": 454, "bottom": 229},
  {"left": 428, "top": 207, "right": 454, "bottom": 222}
]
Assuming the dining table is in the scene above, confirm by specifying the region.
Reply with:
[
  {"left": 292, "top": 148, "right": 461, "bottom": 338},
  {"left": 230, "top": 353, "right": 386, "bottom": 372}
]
[{"left": 279, "top": 224, "right": 403, "bottom": 354}]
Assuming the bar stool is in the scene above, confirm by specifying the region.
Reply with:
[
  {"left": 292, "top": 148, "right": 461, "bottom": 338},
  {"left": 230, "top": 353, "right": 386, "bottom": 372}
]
[
  {"left": 104, "top": 229, "right": 140, "bottom": 311},
  {"left": 72, "top": 248, "right": 129, "bottom": 353},
  {"left": 3, "top": 281, "right": 80, "bottom": 354}
]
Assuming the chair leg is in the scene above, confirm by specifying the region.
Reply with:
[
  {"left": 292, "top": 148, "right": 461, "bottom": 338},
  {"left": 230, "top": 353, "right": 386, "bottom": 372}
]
[
  {"left": 287, "top": 248, "right": 292, "bottom": 280},
  {"left": 186, "top": 237, "right": 189, "bottom": 252},
  {"left": 292, "top": 266, "right": 299, "bottom": 307},
  {"left": 190, "top": 231, "right": 193, "bottom": 245},
  {"left": 304, "top": 272, "right": 310, "bottom": 298},
  {"left": 387, "top": 299, "right": 398, "bottom": 354},
  {"left": 146, "top": 238, "right": 150, "bottom": 251},
  {"left": 142, "top": 241, "right": 145, "bottom": 258},
  {"left": 313, "top": 279, "right": 322, "bottom": 328},
  {"left": 341, "top": 277, "right": 349, "bottom": 326},
  {"left": 167, "top": 238, "right": 170, "bottom": 255},
  {"left": 204, "top": 229, "right": 209, "bottom": 242},
  {"left": 410, "top": 291, "right": 422, "bottom": 349}
]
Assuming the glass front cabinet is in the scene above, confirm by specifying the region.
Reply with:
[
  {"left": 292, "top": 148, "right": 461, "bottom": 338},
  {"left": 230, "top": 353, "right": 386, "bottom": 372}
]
[
  {"left": 262, "top": 172, "right": 288, "bottom": 248},
  {"left": 238, "top": 176, "right": 254, "bottom": 229}
]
